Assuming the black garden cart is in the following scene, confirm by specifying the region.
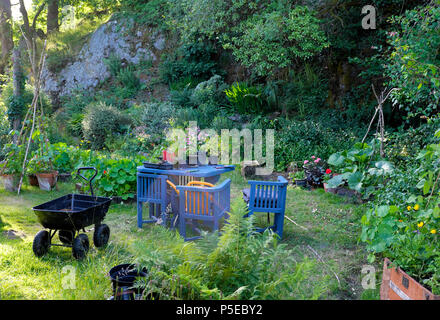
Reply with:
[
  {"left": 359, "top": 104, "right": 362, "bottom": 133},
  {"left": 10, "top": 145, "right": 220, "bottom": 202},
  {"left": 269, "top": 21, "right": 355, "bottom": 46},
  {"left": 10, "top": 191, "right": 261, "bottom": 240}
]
[{"left": 32, "top": 167, "right": 112, "bottom": 259}]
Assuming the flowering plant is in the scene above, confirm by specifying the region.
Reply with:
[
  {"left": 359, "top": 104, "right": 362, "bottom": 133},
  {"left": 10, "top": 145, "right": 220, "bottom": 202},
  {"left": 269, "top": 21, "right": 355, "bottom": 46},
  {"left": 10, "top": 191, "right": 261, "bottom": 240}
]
[
  {"left": 322, "top": 168, "right": 333, "bottom": 182},
  {"left": 302, "top": 155, "right": 327, "bottom": 187},
  {"left": 361, "top": 132, "right": 440, "bottom": 294}
]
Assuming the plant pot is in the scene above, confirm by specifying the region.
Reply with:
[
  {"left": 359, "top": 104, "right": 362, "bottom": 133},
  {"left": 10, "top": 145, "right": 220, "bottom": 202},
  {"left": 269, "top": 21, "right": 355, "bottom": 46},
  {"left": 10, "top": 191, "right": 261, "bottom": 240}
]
[
  {"left": 58, "top": 173, "right": 72, "bottom": 182},
  {"left": 1, "top": 174, "right": 20, "bottom": 192},
  {"left": 28, "top": 174, "right": 39, "bottom": 187},
  {"left": 380, "top": 257, "right": 440, "bottom": 300},
  {"left": 323, "top": 182, "right": 337, "bottom": 194},
  {"left": 108, "top": 264, "right": 155, "bottom": 300},
  {"left": 36, "top": 171, "right": 58, "bottom": 191},
  {"left": 295, "top": 179, "right": 307, "bottom": 188}
]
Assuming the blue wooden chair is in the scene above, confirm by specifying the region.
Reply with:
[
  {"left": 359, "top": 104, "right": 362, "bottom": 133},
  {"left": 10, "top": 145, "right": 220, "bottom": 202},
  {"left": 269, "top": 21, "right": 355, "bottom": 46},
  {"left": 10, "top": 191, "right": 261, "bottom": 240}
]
[
  {"left": 242, "top": 176, "right": 288, "bottom": 239},
  {"left": 137, "top": 173, "right": 168, "bottom": 228},
  {"left": 176, "top": 179, "right": 231, "bottom": 241}
]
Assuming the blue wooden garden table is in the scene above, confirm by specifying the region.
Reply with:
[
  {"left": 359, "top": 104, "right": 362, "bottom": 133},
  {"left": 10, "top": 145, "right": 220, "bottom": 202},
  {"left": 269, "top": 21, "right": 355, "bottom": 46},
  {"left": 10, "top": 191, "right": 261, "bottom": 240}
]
[
  {"left": 136, "top": 164, "right": 235, "bottom": 184},
  {"left": 136, "top": 164, "right": 235, "bottom": 227}
]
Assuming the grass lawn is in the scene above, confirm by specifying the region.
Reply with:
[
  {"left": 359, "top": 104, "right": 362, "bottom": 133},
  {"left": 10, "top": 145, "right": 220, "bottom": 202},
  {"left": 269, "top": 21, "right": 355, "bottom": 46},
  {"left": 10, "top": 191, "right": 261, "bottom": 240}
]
[{"left": 0, "top": 170, "right": 379, "bottom": 300}]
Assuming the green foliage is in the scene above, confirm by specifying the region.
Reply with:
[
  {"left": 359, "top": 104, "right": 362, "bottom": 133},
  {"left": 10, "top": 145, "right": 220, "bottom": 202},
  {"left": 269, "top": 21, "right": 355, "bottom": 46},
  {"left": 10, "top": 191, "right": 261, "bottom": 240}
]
[
  {"left": 385, "top": 3, "right": 440, "bottom": 120},
  {"left": 117, "top": 0, "right": 170, "bottom": 28},
  {"left": 190, "top": 74, "right": 229, "bottom": 107},
  {"left": 0, "top": 104, "right": 9, "bottom": 153},
  {"left": 384, "top": 118, "right": 440, "bottom": 168},
  {"left": 115, "top": 66, "right": 142, "bottom": 97},
  {"left": 134, "top": 202, "right": 328, "bottom": 299},
  {"left": 225, "top": 82, "right": 266, "bottom": 115},
  {"left": 1, "top": 78, "right": 32, "bottom": 124},
  {"left": 82, "top": 102, "right": 132, "bottom": 149},
  {"left": 361, "top": 131, "right": 440, "bottom": 294},
  {"left": 326, "top": 141, "right": 394, "bottom": 197},
  {"left": 224, "top": 4, "right": 328, "bottom": 77},
  {"left": 46, "top": 18, "right": 103, "bottom": 74},
  {"left": 159, "top": 41, "right": 220, "bottom": 85},
  {"left": 0, "top": 143, "right": 24, "bottom": 175},
  {"left": 139, "top": 101, "right": 176, "bottom": 146},
  {"left": 249, "top": 115, "right": 362, "bottom": 172}
]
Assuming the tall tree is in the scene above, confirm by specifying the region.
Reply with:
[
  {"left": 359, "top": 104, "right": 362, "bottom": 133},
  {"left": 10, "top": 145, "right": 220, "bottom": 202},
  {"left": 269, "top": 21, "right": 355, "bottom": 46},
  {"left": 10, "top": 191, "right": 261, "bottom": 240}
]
[
  {"left": 0, "top": 0, "right": 13, "bottom": 73},
  {"left": 47, "top": 0, "right": 59, "bottom": 33}
]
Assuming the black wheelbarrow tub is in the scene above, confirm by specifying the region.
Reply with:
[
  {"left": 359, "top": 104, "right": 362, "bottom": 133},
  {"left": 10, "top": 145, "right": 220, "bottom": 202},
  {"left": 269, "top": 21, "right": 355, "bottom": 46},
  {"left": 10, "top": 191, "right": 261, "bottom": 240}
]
[{"left": 33, "top": 194, "right": 112, "bottom": 231}]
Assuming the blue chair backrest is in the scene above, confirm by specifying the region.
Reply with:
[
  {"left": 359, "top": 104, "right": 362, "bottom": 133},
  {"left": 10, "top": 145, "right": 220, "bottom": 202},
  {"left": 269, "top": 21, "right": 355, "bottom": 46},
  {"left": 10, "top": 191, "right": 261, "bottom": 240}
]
[
  {"left": 137, "top": 173, "right": 167, "bottom": 202},
  {"left": 247, "top": 176, "right": 288, "bottom": 212},
  {"left": 177, "top": 179, "right": 231, "bottom": 217}
]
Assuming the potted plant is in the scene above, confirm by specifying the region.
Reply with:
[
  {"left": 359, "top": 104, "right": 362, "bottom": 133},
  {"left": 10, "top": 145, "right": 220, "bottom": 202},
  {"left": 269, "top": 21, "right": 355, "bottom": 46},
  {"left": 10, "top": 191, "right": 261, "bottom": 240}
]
[
  {"left": 323, "top": 169, "right": 337, "bottom": 193},
  {"left": 302, "top": 156, "right": 327, "bottom": 188},
  {"left": 290, "top": 170, "right": 307, "bottom": 188},
  {"left": 0, "top": 144, "right": 24, "bottom": 192},
  {"left": 31, "top": 154, "right": 58, "bottom": 191},
  {"left": 27, "top": 157, "right": 39, "bottom": 187}
]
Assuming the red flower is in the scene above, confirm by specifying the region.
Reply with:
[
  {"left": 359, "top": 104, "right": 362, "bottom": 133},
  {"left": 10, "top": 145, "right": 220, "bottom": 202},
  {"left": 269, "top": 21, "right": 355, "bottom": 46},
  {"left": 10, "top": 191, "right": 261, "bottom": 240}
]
[
  {"left": 103, "top": 170, "right": 107, "bottom": 175},
  {"left": 325, "top": 169, "right": 332, "bottom": 174}
]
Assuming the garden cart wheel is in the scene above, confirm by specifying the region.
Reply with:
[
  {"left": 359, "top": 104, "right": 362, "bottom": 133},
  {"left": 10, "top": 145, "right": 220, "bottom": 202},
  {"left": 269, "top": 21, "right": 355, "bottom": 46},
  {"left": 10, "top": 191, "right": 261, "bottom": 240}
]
[
  {"left": 93, "top": 224, "right": 110, "bottom": 248},
  {"left": 72, "top": 234, "right": 89, "bottom": 260},
  {"left": 33, "top": 230, "right": 51, "bottom": 257},
  {"left": 59, "top": 230, "right": 74, "bottom": 244}
]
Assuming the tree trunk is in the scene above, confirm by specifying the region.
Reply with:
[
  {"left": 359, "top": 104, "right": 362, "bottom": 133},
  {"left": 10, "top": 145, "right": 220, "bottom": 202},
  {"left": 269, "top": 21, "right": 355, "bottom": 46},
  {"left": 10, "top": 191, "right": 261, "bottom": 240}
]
[
  {"left": 47, "top": 0, "right": 59, "bottom": 34},
  {"left": 11, "top": 47, "right": 24, "bottom": 143},
  {"left": 0, "top": 0, "right": 13, "bottom": 73}
]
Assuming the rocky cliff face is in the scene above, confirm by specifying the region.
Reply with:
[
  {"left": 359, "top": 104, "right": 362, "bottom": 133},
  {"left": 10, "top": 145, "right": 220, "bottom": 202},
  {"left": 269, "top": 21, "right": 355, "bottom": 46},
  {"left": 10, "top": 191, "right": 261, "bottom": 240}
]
[{"left": 42, "top": 18, "right": 166, "bottom": 104}]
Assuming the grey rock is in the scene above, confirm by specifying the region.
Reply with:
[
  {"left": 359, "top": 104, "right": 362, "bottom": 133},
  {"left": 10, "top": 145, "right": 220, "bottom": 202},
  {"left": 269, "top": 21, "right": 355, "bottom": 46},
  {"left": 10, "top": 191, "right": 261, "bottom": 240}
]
[{"left": 42, "top": 18, "right": 165, "bottom": 100}]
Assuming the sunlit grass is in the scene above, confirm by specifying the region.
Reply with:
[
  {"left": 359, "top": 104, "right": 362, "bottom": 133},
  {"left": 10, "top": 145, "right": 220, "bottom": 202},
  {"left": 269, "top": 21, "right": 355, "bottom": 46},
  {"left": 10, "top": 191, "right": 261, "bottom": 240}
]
[{"left": 0, "top": 174, "right": 376, "bottom": 300}]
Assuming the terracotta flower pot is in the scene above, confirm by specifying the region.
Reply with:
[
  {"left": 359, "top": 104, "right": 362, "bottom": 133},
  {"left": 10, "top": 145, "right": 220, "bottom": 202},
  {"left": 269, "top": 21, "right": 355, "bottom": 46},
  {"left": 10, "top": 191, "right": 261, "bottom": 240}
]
[
  {"left": 36, "top": 171, "right": 58, "bottom": 191},
  {"left": 323, "top": 182, "right": 338, "bottom": 194},
  {"left": 380, "top": 258, "right": 440, "bottom": 300},
  {"left": 28, "top": 174, "right": 39, "bottom": 187},
  {"left": 1, "top": 174, "right": 20, "bottom": 192}
]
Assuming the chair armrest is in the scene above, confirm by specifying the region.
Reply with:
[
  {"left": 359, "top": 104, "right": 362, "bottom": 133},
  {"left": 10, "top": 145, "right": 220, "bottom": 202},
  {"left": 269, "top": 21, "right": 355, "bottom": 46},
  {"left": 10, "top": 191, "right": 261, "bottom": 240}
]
[{"left": 277, "top": 176, "right": 288, "bottom": 185}]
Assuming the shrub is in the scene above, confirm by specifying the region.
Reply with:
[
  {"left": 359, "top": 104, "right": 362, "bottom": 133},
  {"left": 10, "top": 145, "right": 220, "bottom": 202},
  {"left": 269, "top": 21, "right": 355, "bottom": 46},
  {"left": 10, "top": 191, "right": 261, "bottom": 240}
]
[
  {"left": 0, "top": 103, "right": 9, "bottom": 155},
  {"left": 82, "top": 102, "right": 132, "bottom": 149},
  {"left": 190, "top": 74, "right": 229, "bottom": 107},
  {"left": 385, "top": 4, "right": 440, "bottom": 121},
  {"left": 225, "top": 5, "right": 329, "bottom": 77},
  {"left": 260, "top": 117, "right": 361, "bottom": 172},
  {"left": 159, "top": 41, "right": 220, "bottom": 85},
  {"left": 137, "top": 101, "right": 177, "bottom": 146},
  {"left": 116, "top": 65, "right": 141, "bottom": 95},
  {"left": 225, "top": 82, "right": 266, "bottom": 115}
]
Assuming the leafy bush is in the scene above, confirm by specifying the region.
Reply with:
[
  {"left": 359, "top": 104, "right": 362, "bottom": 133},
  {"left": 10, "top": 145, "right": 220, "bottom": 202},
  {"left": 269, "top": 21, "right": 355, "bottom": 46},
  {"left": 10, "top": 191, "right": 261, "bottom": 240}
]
[
  {"left": 361, "top": 131, "right": 440, "bottom": 294},
  {"left": 250, "top": 116, "right": 361, "bottom": 172},
  {"left": 385, "top": 4, "right": 440, "bottom": 120},
  {"left": 225, "top": 82, "right": 266, "bottom": 115},
  {"left": 159, "top": 41, "right": 220, "bottom": 85},
  {"left": 0, "top": 143, "right": 25, "bottom": 175},
  {"left": 190, "top": 74, "right": 229, "bottom": 107},
  {"left": 384, "top": 118, "right": 440, "bottom": 168},
  {"left": 0, "top": 103, "right": 9, "bottom": 154},
  {"left": 224, "top": 4, "right": 329, "bottom": 77},
  {"left": 82, "top": 102, "right": 132, "bottom": 149},
  {"left": 138, "top": 101, "right": 177, "bottom": 146},
  {"left": 326, "top": 141, "right": 395, "bottom": 198},
  {"left": 115, "top": 66, "right": 142, "bottom": 96},
  {"left": 133, "top": 202, "right": 328, "bottom": 299}
]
